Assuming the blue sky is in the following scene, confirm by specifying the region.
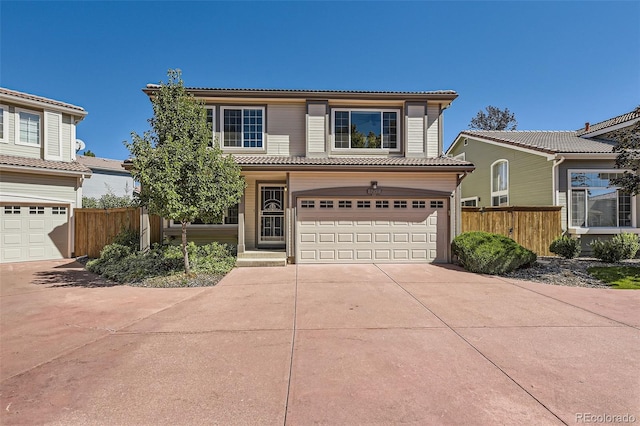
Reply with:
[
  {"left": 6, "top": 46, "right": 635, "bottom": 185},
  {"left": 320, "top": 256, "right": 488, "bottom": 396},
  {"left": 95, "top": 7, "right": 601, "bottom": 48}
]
[{"left": 2, "top": 1, "right": 638, "bottom": 161}]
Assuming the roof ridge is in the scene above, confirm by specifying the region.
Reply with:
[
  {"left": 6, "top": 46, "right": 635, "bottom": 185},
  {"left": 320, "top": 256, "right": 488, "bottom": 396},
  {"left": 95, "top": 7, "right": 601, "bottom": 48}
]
[{"left": 145, "top": 85, "right": 457, "bottom": 95}]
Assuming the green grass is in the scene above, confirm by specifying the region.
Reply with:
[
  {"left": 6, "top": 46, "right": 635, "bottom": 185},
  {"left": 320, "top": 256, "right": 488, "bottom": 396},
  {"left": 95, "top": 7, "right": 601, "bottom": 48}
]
[{"left": 587, "top": 266, "right": 640, "bottom": 289}]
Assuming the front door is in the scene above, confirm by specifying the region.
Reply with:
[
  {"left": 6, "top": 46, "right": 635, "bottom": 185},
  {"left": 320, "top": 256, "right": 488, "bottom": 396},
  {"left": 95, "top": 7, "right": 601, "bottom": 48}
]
[{"left": 258, "top": 184, "right": 286, "bottom": 246}]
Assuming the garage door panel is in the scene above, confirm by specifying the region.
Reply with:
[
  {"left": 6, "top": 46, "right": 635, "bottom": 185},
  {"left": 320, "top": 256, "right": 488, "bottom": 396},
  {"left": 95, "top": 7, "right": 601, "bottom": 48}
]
[
  {"left": 297, "top": 198, "right": 447, "bottom": 264},
  {"left": 4, "top": 234, "right": 22, "bottom": 244},
  {"left": 356, "top": 250, "right": 372, "bottom": 260},
  {"left": 319, "top": 233, "right": 335, "bottom": 243},
  {"left": 338, "top": 233, "right": 353, "bottom": 242},
  {"left": 3, "top": 219, "right": 21, "bottom": 229},
  {"left": 3, "top": 249, "right": 22, "bottom": 260},
  {"left": 393, "top": 233, "right": 409, "bottom": 243},
  {"left": 393, "top": 249, "right": 409, "bottom": 260},
  {"left": 338, "top": 250, "right": 354, "bottom": 260},
  {"left": 375, "top": 233, "right": 390, "bottom": 243},
  {"left": 319, "top": 250, "right": 335, "bottom": 260},
  {"left": 29, "top": 233, "right": 46, "bottom": 243},
  {"left": 300, "top": 233, "right": 316, "bottom": 243},
  {"left": 1, "top": 204, "right": 69, "bottom": 263},
  {"left": 356, "top": 233, "right": 372, "bottom": 243}
]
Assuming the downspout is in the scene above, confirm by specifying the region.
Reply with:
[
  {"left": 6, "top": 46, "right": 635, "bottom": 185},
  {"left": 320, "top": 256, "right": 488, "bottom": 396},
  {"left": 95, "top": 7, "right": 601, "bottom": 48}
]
[
  {"left": 551, "top": 155, "right": 566, "bottom": 206},
  {"left": 552, "top": 155, "right": 566, "bottom": 234}
]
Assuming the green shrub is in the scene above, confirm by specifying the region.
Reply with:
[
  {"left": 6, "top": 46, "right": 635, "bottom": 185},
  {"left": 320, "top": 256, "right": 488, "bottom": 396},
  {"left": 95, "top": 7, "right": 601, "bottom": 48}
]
[
  {"left": 549, "top": 235, "right": 582, "bottom": 259},
  {"left": 591, "top": 233, "right": 640, "bottom": 263},
  {"left": 615, "top": 232, "right": 640, "bottom": 259},
  {"left": 86, "top": 241, "right": 235, "bottom": 283},
  {"left": 451, "top": 231, "right": 537, "bottom": 275}
]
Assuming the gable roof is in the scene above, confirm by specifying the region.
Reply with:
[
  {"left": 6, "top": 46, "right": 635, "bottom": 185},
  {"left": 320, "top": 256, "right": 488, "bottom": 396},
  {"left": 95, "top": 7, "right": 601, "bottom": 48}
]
[
  {"left": 576, "top": 108, "right": 640, "bottom": 136},
  {"left": 0, "top": 87, "right": 87, "bottom": 116},
  {"left": 0, "top": 154, "right": 92, "bottom": 175},
  {"left": 77, "top": 155, "right": 129, "bottom": 173},
  {"left": 454, "top": 130, "right": 616, "bottom": 155}
]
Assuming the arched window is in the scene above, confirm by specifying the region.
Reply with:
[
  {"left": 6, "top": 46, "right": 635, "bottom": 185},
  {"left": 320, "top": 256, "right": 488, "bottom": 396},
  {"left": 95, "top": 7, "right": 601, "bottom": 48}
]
[{"left": 491, "top": 160, "right": 509, "bottom": 206}]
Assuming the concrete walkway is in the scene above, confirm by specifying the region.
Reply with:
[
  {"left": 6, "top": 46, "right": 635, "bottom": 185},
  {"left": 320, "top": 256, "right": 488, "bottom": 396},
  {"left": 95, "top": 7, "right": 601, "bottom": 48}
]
[{"left": 1, "top": 260, "right": 638, "bottom": 425}]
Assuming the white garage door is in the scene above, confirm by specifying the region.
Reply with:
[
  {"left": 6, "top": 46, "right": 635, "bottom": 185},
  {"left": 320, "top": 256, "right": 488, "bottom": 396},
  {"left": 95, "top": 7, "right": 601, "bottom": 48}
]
[
  {"left": 1, "top": 204, "right": 69, "bottom": 263},
  {"left": 296, "top": 198, "right": 448, "bottom": 263}
]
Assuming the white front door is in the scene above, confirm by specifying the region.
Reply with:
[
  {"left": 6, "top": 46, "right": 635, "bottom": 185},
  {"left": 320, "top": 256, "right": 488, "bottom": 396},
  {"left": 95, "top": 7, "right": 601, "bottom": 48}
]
[{"left": 258, "top": 184, "right": 286, "bottom": 246}]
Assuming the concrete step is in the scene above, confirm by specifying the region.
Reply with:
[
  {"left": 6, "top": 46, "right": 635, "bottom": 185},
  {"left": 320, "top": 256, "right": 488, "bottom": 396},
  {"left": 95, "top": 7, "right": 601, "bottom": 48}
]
[
  {"left": 235, "top": 257, "right": 287, "bottom": 267},
  {"left": 237, "top": 250, "right": 286, "bottom": 260}
]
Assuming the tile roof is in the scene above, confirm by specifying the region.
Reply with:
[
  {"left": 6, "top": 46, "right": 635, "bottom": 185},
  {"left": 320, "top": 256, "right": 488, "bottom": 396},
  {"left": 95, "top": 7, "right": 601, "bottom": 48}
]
[
  {"left": 576, "top": 108, "right": 640, "bottom": 136},
  {"left": 0, "top": 87, "right": 86, "bottom": 113},
  {"left": 77, "top": 155, "right": 129, "bottom": 173},
  {"left": 459, "top": 130, "right": 617, "bottom": 154},
  {"left": 0, "top": 154, "right": 92, "bottom": 174},
  {"left": 233, "top": 155, "right": 474, "bottom": 168},
  {"left": 146, "top": 85, "right": 457, "bottom": 96}
]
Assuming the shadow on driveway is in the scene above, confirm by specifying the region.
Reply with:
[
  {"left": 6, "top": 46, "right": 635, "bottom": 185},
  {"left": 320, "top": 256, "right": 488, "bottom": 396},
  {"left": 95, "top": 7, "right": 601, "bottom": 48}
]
[{"left": 31, "top": 260, "right": 120, "bottom": 288}]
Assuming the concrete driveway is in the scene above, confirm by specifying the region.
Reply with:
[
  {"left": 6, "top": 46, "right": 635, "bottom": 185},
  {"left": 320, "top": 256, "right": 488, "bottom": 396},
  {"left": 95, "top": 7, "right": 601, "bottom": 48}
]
[{"left": 1, "top": 260, "right": 638, "bottom": 425}]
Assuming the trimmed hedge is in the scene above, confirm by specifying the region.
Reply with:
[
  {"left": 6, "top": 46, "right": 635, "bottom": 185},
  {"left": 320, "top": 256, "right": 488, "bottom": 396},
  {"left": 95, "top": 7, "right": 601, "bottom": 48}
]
[
  {"left": 451, "top": 231, "right": 536, "bottom": 275},
  {"left": 549, "top": 235, "right": 581, "bottom": 259}
]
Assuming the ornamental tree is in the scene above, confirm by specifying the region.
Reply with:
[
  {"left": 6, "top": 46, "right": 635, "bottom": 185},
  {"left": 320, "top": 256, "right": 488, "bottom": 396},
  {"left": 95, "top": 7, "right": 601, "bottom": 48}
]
[
  {"left": 469, "top": 106, "right": 518, "bottom": 131},
  {"left": 126, "top": 69, "right": 245, "bottom": 274}
]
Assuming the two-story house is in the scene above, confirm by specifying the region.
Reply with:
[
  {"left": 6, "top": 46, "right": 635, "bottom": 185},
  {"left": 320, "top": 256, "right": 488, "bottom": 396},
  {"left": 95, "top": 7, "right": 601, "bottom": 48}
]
[
  {"left": 0, "top": 87, "right": 91, "bottom": 263},
  {"left": 143, "top": 86, "right": 475, "bottom": 264},
  {"left": 446, "top": 108, "right": 640, "bottom": 252}
]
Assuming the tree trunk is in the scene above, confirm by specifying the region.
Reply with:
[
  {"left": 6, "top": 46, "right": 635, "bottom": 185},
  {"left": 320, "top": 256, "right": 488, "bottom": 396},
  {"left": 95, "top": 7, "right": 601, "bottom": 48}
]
[{"left": 181, "top": 221, "right": 190, "bottom": 274}]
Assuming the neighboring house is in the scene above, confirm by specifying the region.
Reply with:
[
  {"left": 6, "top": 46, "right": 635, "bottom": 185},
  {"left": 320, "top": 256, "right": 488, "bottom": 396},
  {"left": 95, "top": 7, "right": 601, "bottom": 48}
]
[
  {"left": 77, "top": 155, "right": 134, "bottom": 199},
  {"left": 0, "top": 87, "right": 91, "bottom": 263},
  {"left": 141, "top": 86, "right": 475, "bottom": 264},
  {"left": 446, "top": 109, "right": 640, "bottom": 251}
]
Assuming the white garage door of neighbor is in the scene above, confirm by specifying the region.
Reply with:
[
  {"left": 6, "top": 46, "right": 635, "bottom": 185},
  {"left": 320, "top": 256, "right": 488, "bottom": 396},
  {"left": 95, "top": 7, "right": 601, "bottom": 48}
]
[
  {"left": 296, "top": 198, "right": 447, "bottom": 263},
  {"left": 1, "top": 204, "right": 69, "bottom": 263}
]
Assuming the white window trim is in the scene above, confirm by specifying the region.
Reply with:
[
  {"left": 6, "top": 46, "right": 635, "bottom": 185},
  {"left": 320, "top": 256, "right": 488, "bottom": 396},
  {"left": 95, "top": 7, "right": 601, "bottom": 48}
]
[
  {"left": 44, "top": 110, "right": 63, "bottom": 161},
  {"left": 0, "top": 104, "right": 8, "bottom": 143},
  {"left": 220, "top": 106, "right": 266, "bottom": 151},
  {"left": 331, "top": 108, "right": 401, "bottom": 152},
  {"left": 567, "top": 168, "right": 636, "bottom": 231},
  {"left": 14, "top": 107, "right": 43, "bottom": 147},
  {"left": 461, "top": 196, "right": 478, "bottom": 207},
  {"left": 490, "top": 159, "right": 509, "bottom": 206}
]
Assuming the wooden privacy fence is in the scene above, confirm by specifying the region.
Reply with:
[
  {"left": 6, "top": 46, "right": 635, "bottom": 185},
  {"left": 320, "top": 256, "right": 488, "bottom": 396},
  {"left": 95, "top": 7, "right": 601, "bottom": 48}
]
[
  {"left": 461, "top": 206, "right": 562, "bottom": 256},
  {"left": 74, "top": 207, "right": 163, "bottom": 258}
]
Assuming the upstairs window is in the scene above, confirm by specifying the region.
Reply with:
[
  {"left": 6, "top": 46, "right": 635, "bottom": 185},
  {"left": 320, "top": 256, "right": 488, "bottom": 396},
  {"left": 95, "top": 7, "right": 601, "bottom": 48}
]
[
  {"left": 222, "top": 107, "right": 264, "bottom": 149},
  {"left": 491, "top": 160, "right": 509, "bottom": 206},
  {"left": 570, "top": 171, "right": 632, "bottom": 228},
  {"left": 333, "top": 109, "right": 399, "bottom": 150},
  {"left": 16, "top": 109, "right": 41, "bottom": 146}
]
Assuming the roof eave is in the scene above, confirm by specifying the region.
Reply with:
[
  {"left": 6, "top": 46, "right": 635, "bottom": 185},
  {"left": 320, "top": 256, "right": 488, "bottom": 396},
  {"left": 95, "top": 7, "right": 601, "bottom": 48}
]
[
  {"left": 0, "top": 93, "right": 87, "bottom": 118},
  {"left": 0, "top": 163, "right": 92, "bottom": 177},
  {"left": 239, "top": 164, "right": 475, "bottom": 173},
  {"left": 554, "top": 152, "right": 618, "bottom": 160}
]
